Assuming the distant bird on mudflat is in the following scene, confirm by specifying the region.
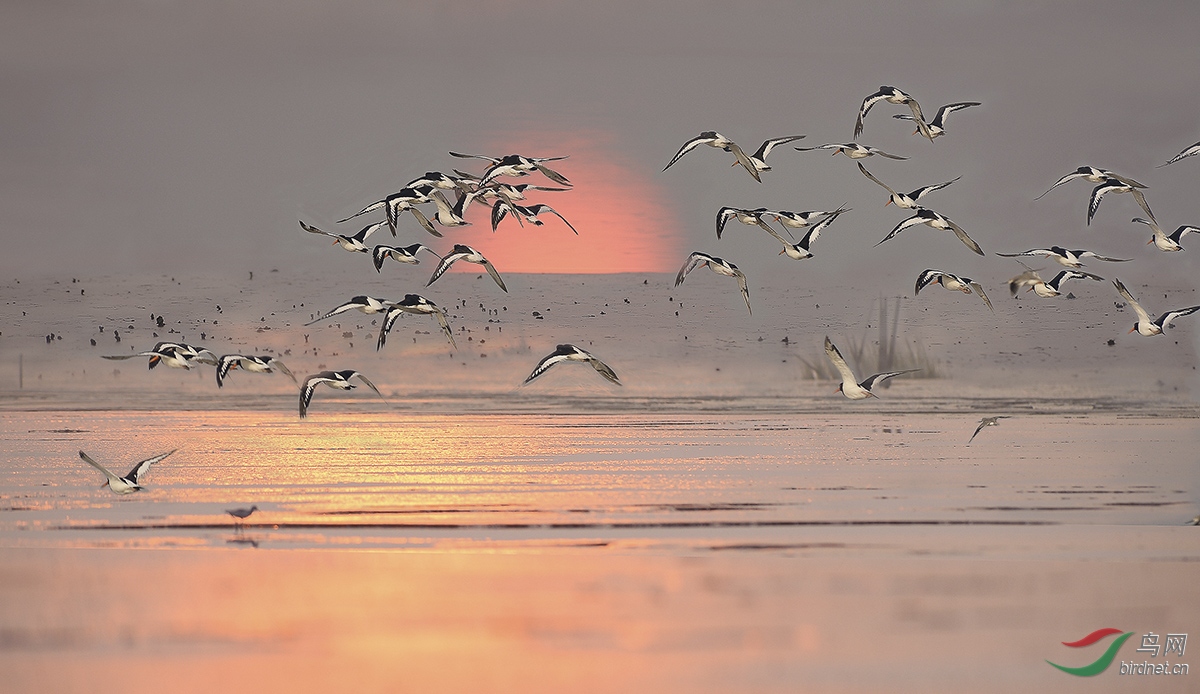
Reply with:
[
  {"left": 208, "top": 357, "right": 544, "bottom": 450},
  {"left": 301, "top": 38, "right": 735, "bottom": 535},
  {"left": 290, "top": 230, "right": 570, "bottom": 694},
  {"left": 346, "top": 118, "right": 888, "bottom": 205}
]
[
  {"left": 1088, "top": 179, "right": 1155, "bottom": 226},
  {"left": 996, "top": 246, "right": 1130, "bottom": 268},
  {"left": 225, "top": 505, "right": 258, "bottom": 525},
  {"left": 102, "top": 342, "right": 217, "bottom": 370},
  {"left": 372, "top": 243, "right": 440, "bottom": 272},
  {"left": 876, "top": 207, "right": 984, "bottom": 256},
  {"left": 796, "top": 142, "right": 907, "bottom": 160},
  {"left": 914, "top": 269, "right": 993, "bottom": 312},
  {"left": 491, "top": 200, "right": 578, "bottom": 234},
  {"left": 892, "top": 101, "right": 981, "bottom": 139},
  {"left": 662, "top": 131, "right": 761, "bottom": 182},
  {"left": 824, "top": 336, "right": 917, "bottom": 400},
  {"left": 523, "top": 344, "right": 621, "bottom": 386},
  {"left": 1130, "top": 217, "right": 1199, "bottom": 252},
  {"left": 968, "top": 416, "right": 1009, "bottom": 443},
  {"left": 376, "top": 294, "right": 455, "bottom": 350},
  {"left": 854, "top": 86, "right": 933, "bottom": 140},
  {"left": 215, "top": 354, "right": 297, "bottom": 388},
  {"left": 306, "top": 296, "right": 396, "bottom": 326},
  {"left": 779, "top": 208, "right": 848, "bottom": 260},
  {"left": 1158, "top": 141, "right": 1200, "bottom": 168},
  {"left": 299, "top": 370, "right": 386, "bottom": 419},
  {"left": 1034, "top": 166, "right": 1146, "bottom": 200},
  {"left": 675, "top": 251, "right": 751, "bottom": 315},
  {"left": 299, "top": 220, "right": 385, "bottom": 253},
  {"left": 427, "top": 244, "right": 507, "bottom": 292},
  {"left": 857, "top": 163, "right": 959, "bottom": 209},
  {"left": 1112, "top": 279, "right": 1200, "bottom": 336},
  {"left": 742, "top": 135, "right": 807, "bottom": 175},
  {"left": 716, "top": 206, "right": 789, "bottom": 243},
  {"left": 1018, "top": 269, "right": 1104, "bottom": 298},
  {"left": 79, "top": 449, "right": 175, "bottom": 494}
]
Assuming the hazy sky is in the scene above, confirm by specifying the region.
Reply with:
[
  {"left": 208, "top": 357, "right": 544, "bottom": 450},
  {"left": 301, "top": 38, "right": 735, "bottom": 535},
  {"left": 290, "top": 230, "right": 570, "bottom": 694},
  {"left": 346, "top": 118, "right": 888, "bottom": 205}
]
[{"left": 3, "top": 1, "right": 1198, "bottom": 290}]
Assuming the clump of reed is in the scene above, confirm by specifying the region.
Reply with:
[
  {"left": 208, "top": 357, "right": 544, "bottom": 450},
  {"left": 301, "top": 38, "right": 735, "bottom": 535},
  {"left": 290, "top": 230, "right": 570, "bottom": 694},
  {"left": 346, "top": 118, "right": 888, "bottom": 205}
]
[{"left": 796, "top": 297, "right": 938, "bottom": 382}]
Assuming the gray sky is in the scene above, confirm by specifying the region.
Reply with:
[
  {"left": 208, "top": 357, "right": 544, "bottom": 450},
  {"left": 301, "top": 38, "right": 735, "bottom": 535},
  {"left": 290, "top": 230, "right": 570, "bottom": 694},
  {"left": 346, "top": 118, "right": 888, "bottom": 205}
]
[{"left": 3, "top": 1, "right": 1198, "bottom": 290}]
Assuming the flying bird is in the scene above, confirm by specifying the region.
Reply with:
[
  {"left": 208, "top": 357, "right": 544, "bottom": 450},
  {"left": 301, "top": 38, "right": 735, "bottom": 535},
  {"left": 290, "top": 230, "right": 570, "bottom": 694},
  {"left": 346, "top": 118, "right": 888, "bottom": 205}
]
[
  {"left": 337, "top": 185, "right": 440, "bottom": 237},
  {"left": 491, "top": 200, "right": 578, "bottom": 234},
  {"left": 795, "top": 142, "right": 907, "bottom": 160},
  {"left": 215, "top": 354, "right": 297, "bottom": 388},
  {"left": 968, "top": 416, "right": 1009, "bottom": 443},
  {"left": 662, "top": 131, "right": 761, "bottom": 182},
  {"left": 876, "top": 207, "right": 984, "bottom": 256},
  {"left": 1130, "top": 217, "right": 1198, "bottom": 252},
  {"left": 1006, "top": 265, "right": 1046, "bottom": 297},
  {"left": 299, "top": 370, "right": 386, "bottom": 419},
  {"left": 376, "top": 294, "right": 456, "bottom": 350},
  {"left": 461, "top": 153, "right": 572, "bottom": 187},
  {"left": 857, "top": 163, "right": 959, "bottom": 209},
  {"left": 1088, "top": 179, "right": 1155, "bottom": 226},
  {"left": 1158, "top": 141, "right": 1200, "bottom": 168},
  {"left": 854, "top": 86, "right": 933, "bottom": 140},
  {"left": 78, "top": 449, "right": 175, "bottom": 494},
  {"left": 778, "top": 208, "right": 848, "bottom": 260},
  {"left": 300, "top": 220, "right": 386, "bottom": 253},
  {"left": 914, "top": 269, "right": 993, "bottom": 312},
  {"left": 1112, "top": 278, "right": 1200, "bottom": 336},
  {"left": 306, "top": 295, "right": 397, "bottom": 326},
  {"left": 891, "top": 101, "right": 981, "bottom": 138},
  {"left": 1018, "top": 269, "right": 1105, "bottom": 298},
  {"left": 1035, "top": 166, "right": 1146, "bottom": 200},
  {"left": 996, "top": 246, "right": 1130, "bottom": 268},
  {"left": 766, "top": 205, "right": 850, "bottom": 231},
  {"left": 824, "top": 336, "right": 917, "bottom": 400},
  {"left": 675, "top": 252, "right": 752, "bottom": 314},
  {"left": 716, "top": 206, "right": 789, "bottom": 243},
  {"left": 427, "top": 244, "right": 507, "bottom": 292},
  {"left": 102, "top": 342, "right": 218, "bottom": 370},
  {"left": 741, "top": 135, "right": 807, "bottom": 175},
  {"left": 372, "top": 243, "right": 440, "bottom": 271},
  {"left": 523, "top": 344, "right": 621, "bottom": 386}
]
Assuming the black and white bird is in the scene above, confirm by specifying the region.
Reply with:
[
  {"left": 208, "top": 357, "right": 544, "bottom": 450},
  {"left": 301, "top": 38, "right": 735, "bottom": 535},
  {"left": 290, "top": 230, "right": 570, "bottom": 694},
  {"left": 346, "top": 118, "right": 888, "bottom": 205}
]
[
  {"left": 1019, "top": 269, "right": 1105, "bottom": 298},
  {"left": 376, "top": 294, "right": 456, "bottom": 350},
  {"left": 491, "top": 200, "right": 578, "bottom": 234},
  {"left": 405, "top": 170, "right": 472, "bottom": 196},
  {"left": 372, "top": 243, "right": 440, "bottom": 272},
  {"left": 298, "top": 370, "right": 386, "bottom": 419},
  {"left": 795, "top": 142, "right": 907, "bottom": 160},
  {"left": 454, "top": 180, "right": 569, "bottom": 215},
  {"left": 675, "top": 252, "right": 752, "bottom": 315},
  {"left": 854, "top": 86, "right": 933, "bottom": 140},
  {"left": 824, "top": 336, "right": 917, "bottom": 400},
  {"left": 79, "top": 449, "right": 175, "bottom": 494},
  {"left": 778, "top": 208, "right": 848, "bottom": 260},
  {"left": 306, "top": 296, "right": 396, "bottom": 326},
  {"left": 968, "top": 416, "right": 1009, "bottom": 443},
  {"left": 1088, "top": 179, "right": 1155, "bottom": 226},
  {"left": 427, "top": 244, "right": 507, "bottom": 292},
  {"left": 914, "top": 269, "right": 993, "bottom": 312},
  {"left": 1112, "top": 279, "right": 1200, "bottom": 336},
  {"left": 1158, "top": 141, "right": 1200, "bottom": 168},
  {"left": 741, "top": 135, "right": 807, "bottom": 175},
  {"left": 523, "top": 344, "right": 621, "bottom": 386},
  {"left": 1130, "top": 217, "right": 1199, "bottom": 252},
  {"left": 891, "top": 101, "right": 981, "bottom": 139},
  {"left": 876, "top": 208, "right": 984, "bottom": 256},
  {"left": 765, "top": 206, "right": 850, "bottom": 231},
  {"left": 1035, "top": 166, "right": 1146, "bottom": 200},
  {"left": 465, "top": 153, "right": 572, "bottom": 188},
  {"left": 427, "top": 190, "right": 471, "bottom": 229},
  {"left": 300, "top": 220, "right": 386, "bottom": 253},
  {"left": 857, "top": 163, "right": 959, "bottom": 209},
  {"left": 337, "top": 185, "right": 439, "bottom": 237},
  {"left": 996, "top": 246, "right": 1130, "bottom": 268},
  {"left": 716, "top": 206, "right": 789, "bottom": 243},
  {"left": 215, "top": 354, "right": 297, "bottom": 388},
  {"left": 1006, "top": 265, "right": 1046, "bottom": 297},
  {"left": 662, "top": 131, "right": 761, "bottom": 182},
  {"left": 102, "top": 342, "right": 218, "bottom": 370}
]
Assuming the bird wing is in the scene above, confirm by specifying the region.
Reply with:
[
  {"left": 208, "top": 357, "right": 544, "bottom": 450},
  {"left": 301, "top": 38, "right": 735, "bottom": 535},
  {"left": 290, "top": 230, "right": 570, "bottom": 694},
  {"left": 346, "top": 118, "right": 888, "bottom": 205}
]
[
  {"left": 876, "top": 214, "right": 926, "bottom": 247},
  {"left": 126, "top": 449, "right": 175, "bottom": 485},
  {"left": 448, "top": 151, "right": 500, "bottom": 164},
  {"left": 914, "top": 269, "right": 944, "bottom": 295},
  {"left": 482, "top": 260, "right": 508, "bottom": 293},
  {"left": 675, "top": 252, "right": 708, "bottom": 286},
  {"left": 860, "top": 369, "right": 918, "bottom": 390},
  {"left": 735, "top": 269, "right": 752, "bottom": 315},
  {"left": 854, "top": 90, "right": 890, "bottom": 138},
  {"left": 910, "top": 176, "right": 961, "bottom": 200},
  {"left": 427, "top": 251, "right": 465, "bottom": 287},
  {"left": 376, "top": 308, "right": 402, "bottom": 351},
  {"left": 1035, "top": 171, "right": 1084, "bottom": 200},
  {"left": 408, "top": 206, "right": 441, "bottom": 237},
  {"left": 298, "top": 374, "right": 333, "bottom": 418},
  {"left": 299, "top": 220, "right": 337, "bottom": 239},
  {"left": 856, "top": 162, "right": 896, "bottom": 196},
  {"left": 1173, "top": 226, "right": 1200, "bottom": 242},
  {"left": 823, "top": 336, "right": 859, "bottom": 387},
  {"left": 755, "top": 216, "right": 791, "bottom": 244},
  {"left": 969, "top": 282, "right": 994, "bottom": 312},
  {"left": 871, "top": 147, "right": 908, "bottom": 160},
  {"left": 352, "top": 372, "right": 386, "bottom": 403},
  {"left": 1112, "top": 279, "right": 1151, "bottom": 325},
  {"left": 523, "top": 351, "right": 571, "bottom": 385},
  {"left": 270, "top": 359, "right": 298, "bottom": 385},
  {"left": 1130, "top": 189, "right": 1156, "bottom": 225},
  {"left": 215, "top": 354, "right": 240, "bottom": 387},
  {"left": 1087, "top": 181, "right": 1119, "bottom": 225},
  {"left": 726, "top": 142, "right": 762, "bottom": 182},
  {"left": 945, "top": 218, "right": 985, "bottom": 255},
  {"left": 715, "top": 208, "right": 734, "bottom": 239},
  {"left": 432, "top": 308, "right": 456, "bottom": 349},
  {"left": 101, "top": 351, "right": 162, "bottom": 361},
  {"left": 1157, "top": 305, "right": 1200, "bottom": 330},
  {"left": 1078, "top": 250, "right": 1130, "bottom": 263},
  {"left": 754, "top": 135, "right": 805, "bottom": 160},
  {"left": 78, "top": 451, "right": 121, "bottom": 486},
  {"left": 933, "top": 101, "right": 981, "bottom": 128},
  {"left": 802, "top": 208, "right": 846, "bottom": 248},
  {"left": 533, "top": 163, "right": 571, "bottom": 186},
  {"left": 996, "top": 249, "right": 1051, "bottom": 259},
  {"left": 490, "top": 199, "right": 512, "bottom": 232},
  {"left": 663, "top": 134, "right": 713, "bottom": 171},
  {"left": 905, "top": 99, "right": 934, "bottom": 141},
  {"left": 305, "top": 300, "right": 362, "bottom": 326},
  {"left": 968, "top": 419, "right": 990, "bottom": 443},
  {"left": 585, "top": 355, "right": 622, "bottom": 385},
  {"left": 536, "top": 205, "right": 579, "bottom": 234},
  {"left": 1158, "top": 141, "right": 1200, "bottom": 167},
  {"left": 335, "top": 200, "right": 384, "bottom": 225}
]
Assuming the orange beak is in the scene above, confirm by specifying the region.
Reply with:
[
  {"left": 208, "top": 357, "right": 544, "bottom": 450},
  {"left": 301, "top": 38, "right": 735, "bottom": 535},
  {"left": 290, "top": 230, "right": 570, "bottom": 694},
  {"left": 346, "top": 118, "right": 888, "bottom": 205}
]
[
  {"left": 1128, "top": 326, "right": 1137, "bottom": 334},
  {"left": 885, "top": 199, "right": 892, "bottom": 206},
  {"left": 1147, "top": 238, "right": 1154, "bottom": 245}
]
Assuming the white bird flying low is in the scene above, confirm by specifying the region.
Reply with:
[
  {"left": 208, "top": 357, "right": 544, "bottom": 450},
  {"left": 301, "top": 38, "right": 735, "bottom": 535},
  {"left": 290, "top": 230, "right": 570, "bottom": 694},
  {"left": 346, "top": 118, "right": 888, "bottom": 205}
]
[
  {"left": 662, "top": 131, "right": 761, "bottom": 182},
  {"left": 857, "top": 163, "right": 959, "bottom": 209},
  {"left": 372, "top": 243, "right": 441, "bottom": 271},
  {"left": 306, "top": 295, "right": 397, "bottom": 326},
  {"left": 1088, "top": 179, "right": 1155, "bottom": 226},
  {"left": 876, "top": 207, "right": 984, "bottom": 256},
  {"left": 741, "top": 135, "right": 807, "bottom": 175},
  {"left": 854, "top": 85, "right": 933, "bottom": 140},
  {"left": 337, "top": 185, "right": 440, "bottom": 237},
  {"left": 1034, "top": 166, "right": 1146, "bottom": 200},
  {"left": 1112, "top": 278, "right": 1200, "bottom": 337},
  {"left": 79, "top": 449, "right": 175, "bottom": 494},
  {"left": 891, "top": 101, "right": 981, "bottom": 139},
  {"left": 215, "top": 354, "right": 297, "bottom": 388},
  {"left": 675, "top": 251, "right": 752, "bottom": 315},
  {"left": 299, "top": 220, "right": 385, "bottom": 253},
  {"left": 1158, "top": 141, "right": 1200, "bottom": 168},
  {"left": 968, "top": 416, "right": 1009, "bottom": 443},
  {"left": 523, "top": 343, "right": 621, "bottom": 386},
  {"left": 765, "top": 206, "right": 849, "bottom": 231},
  {"left": 102, "top": 342, "right": 218, "bottom": 370},
  {"left": 468, "top": 153, "right": 572, "bottom": 188},
  {"left": 996, "top": 246, "right": 1130, "bottom": 268},
  {"left": 824, "top": 336, "right": 918, "bottom": 400},
  {"left": 376, "top": 294, "right": 456, "bottom": 350},
  {"left": 427, "top": 244, "right": 507, "bottom": 293},
  {"left": 1130, "top": 217, "right": 1199, "bottom": 252},
  {"left": 491, "top": 200, "right": 578, "bottom": 234},
  {"left": 914, "top": 269, "right": 993, "bottom": 312},
  {"left": 716, "top": 206, "right": 789, "bottom": 243},
  {"left": 778, "top": 208, "right": 848, "bottom": 260},
  {"left": 298, "top": 370, "right": 386, "bottom": 419},
  {"left": 795, "top": 142, "right": 907, "bottom": 160},
  {"left": 1018, "top": 269, "right": 1104, "bottom": 298}
]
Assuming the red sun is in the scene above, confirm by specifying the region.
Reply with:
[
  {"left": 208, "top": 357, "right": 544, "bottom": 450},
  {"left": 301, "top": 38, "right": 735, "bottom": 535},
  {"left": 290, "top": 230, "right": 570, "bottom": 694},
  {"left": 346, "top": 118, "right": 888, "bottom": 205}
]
[{"left": 445, "top": 129, "right": 682, "bottom": 273}]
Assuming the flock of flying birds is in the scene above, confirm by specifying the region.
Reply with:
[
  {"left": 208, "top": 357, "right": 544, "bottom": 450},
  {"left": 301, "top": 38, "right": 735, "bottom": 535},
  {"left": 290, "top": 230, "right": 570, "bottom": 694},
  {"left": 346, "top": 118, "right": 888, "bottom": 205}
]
[{"left": 83, "top": 84, "right": 1200, "bottom": 489}]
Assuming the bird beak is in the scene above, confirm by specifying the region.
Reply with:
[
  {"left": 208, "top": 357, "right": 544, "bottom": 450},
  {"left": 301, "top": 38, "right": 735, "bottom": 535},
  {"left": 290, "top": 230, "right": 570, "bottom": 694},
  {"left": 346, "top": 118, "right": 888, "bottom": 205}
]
[
  {"left": 912, "top": 129, "right": 919, "bottom": 136},
  {"left": 1128, "top": 326, "right": 1137, "bottom": 334},
  {"left": 884, "top": 199, "right": 892, "bottom": 206},
  {"left": 1147, "top": 238, "right": 1154, "bottom": 245},
  {"left": 100, "top": 481, "right": 109, "bottom": 488},
  {"left": 779, "top": 249, "right": 786, "bottom": 255}
]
